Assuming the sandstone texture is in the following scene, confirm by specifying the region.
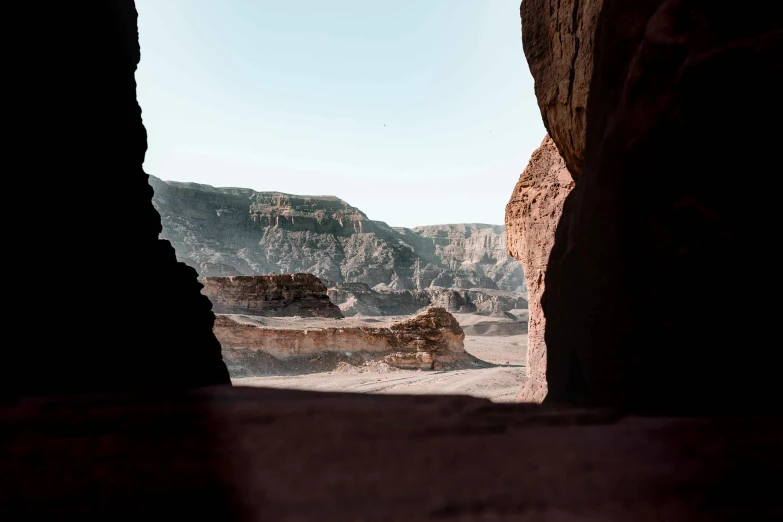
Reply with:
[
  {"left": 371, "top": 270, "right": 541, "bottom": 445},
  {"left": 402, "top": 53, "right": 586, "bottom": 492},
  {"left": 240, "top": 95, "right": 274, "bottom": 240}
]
[
  {"left": 521, "top": 0, "right": 603, "bottom": 178},
  {"left": 150, "top": 176, "right": 526, "bottom": 293},
  {"left": 200, "top": 273, "right": 343, "bottom": 318},
  {"left": 540, "top": 2, "right": 783, "bottom": 412},
  {"left": 5, "top": 0, "right": 229, "bottom": 397},
  {"left": 215, "top": 307, "right": 471, "bottom": 372},
  {"left": 506, "top": 135, "right": 574, "bottom": 402}
]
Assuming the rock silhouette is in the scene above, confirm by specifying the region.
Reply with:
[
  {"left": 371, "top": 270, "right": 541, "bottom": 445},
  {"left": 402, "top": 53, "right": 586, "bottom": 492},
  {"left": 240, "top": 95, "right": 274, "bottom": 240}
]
[
  {"left": 5, "top": 1, "right": 229, "bottom": 397},
  {"left": 538, "top": 0, "right": 783, "bottom": 412}
]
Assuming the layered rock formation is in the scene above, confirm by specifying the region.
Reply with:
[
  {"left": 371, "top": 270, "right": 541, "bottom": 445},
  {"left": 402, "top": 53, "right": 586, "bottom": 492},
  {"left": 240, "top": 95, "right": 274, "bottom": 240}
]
[
  {"left": 521, "top": 0, "right": 602, "bottom": 178},
  {"left": 535, "top": 1, "right": 783, "bottom": 412},
  {"left": 216, "top": 307, "right": 470, "bottom": 372},
  {"left": 398, "top": 224, "right": 526, "bottom": 291},
  {"left": 5, "top": 0, "right": 229, "bottom": 397},
  {"left": 506, "top": 136, "right": 574, "bottom": 402},
  {"left": 150, "top": 176, "right": 526, "bottom": 293},
  {"left": 325, "top": 281, "right": 431, "bottom": 316},
  {"left": 325, "top": 280, "right": 527, "bottom": 317},
  {"left": 201, "top": 274, "right": 343, "bottom": 318}
]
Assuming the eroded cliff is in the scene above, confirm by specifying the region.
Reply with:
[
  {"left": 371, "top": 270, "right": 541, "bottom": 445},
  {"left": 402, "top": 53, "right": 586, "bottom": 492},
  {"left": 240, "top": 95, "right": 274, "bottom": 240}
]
[
  {"left": 150, "top": 176, "right": 525, "bottom": 293},
  {"left": 201, "top": 274, "right": 343, "bottom": 318},
  {"left": 505, "top": 135, "right": 573, "bottom": 402}
]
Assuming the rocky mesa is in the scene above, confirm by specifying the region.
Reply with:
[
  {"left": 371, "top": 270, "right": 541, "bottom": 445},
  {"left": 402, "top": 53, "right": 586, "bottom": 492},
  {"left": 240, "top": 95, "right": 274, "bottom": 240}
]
[
  {"left": 216, "top": 307, "right": 473, "bottom": 373},
  {"left": 201, "top": 273, "right": 343, "bottom": 318},
  {"left": 150, "top": 175, "right": 525, "bottom": 293}
]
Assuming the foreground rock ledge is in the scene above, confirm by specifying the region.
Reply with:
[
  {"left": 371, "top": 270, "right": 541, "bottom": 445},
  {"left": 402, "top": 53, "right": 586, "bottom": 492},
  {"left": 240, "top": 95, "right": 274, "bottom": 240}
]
[{"left": 3, "top": 386, "right": 780, "bottom": 520}]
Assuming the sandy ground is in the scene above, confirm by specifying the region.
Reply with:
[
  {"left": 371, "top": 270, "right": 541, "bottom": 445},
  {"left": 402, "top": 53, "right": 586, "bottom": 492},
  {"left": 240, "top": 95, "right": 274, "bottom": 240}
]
[{"left": 233, "top": 333, "right": 527, "bottom": 403}]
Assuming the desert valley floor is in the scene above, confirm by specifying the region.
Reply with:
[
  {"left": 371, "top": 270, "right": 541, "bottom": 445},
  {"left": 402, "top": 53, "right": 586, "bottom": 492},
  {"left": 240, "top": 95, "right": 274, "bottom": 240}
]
[{"left": 233, "top": 313, "right": 527, "bottom": 403}]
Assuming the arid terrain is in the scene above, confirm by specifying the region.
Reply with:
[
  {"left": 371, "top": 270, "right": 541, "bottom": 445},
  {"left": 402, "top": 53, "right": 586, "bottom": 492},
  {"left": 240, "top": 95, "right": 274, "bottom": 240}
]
[{"left": 233, "top": 313, "right": 527, "bottom": 402}]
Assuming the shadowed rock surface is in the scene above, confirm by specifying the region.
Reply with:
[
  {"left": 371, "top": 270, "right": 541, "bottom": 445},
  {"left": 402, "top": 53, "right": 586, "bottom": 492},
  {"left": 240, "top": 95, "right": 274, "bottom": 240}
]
[
  {"left": 5, "top": 388, "right": 781, "bottom": 520},
  {"left": 201, "top": 273, "right": 343, "bottom": 318},
  {"left": 5, "top": 0, "right": 229, "bottom": 397},
  {"left": 521, "top": 0, "right": 602, "bottom": 178},
  {"left": 150, "top": 175, "right": 526, "bottom": 293},
  {"left": 506, "top": 136, "right": 574, "bottom": 402},
  {"left": 541, "top": 1, "right": 783, "bottom": 412}
]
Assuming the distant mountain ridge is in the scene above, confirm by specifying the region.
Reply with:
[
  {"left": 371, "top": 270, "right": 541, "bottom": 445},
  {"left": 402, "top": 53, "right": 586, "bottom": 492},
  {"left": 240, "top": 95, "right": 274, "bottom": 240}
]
[{"left": 150, "top": 175, "right": 526, "bottom": 293}]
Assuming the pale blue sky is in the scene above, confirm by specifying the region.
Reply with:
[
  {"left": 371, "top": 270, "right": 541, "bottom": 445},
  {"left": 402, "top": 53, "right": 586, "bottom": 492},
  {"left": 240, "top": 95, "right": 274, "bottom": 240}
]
[{"left": 136, "top": 0, "right": 545, "bottom": 228}]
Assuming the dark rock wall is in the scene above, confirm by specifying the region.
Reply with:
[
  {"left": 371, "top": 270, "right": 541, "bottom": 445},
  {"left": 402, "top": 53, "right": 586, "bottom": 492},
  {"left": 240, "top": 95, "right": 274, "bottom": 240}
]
[
  {"left": 6, "top": 1, "right": 229, "bottom": 396},
  {"left": 541, "top": 1, "right": 783, "bottom": 413}
]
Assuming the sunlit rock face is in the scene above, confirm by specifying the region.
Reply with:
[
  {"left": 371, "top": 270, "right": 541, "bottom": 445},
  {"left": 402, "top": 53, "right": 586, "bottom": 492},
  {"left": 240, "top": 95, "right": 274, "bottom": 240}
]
[
  {"left": 505, "top": 135, "right": 573, "bottom": 403},
  {"left": 215, "top": 307, "right": 471, "bottom": 373},
  {"left": 150, "top": 176, "right": 526, "bottom": 293}
]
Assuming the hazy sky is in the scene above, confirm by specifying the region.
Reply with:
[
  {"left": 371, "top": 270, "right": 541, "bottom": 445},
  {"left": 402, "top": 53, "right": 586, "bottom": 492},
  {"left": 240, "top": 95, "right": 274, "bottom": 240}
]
[{"left": 136, "top": 0, "right": 545, "bottom": 228}]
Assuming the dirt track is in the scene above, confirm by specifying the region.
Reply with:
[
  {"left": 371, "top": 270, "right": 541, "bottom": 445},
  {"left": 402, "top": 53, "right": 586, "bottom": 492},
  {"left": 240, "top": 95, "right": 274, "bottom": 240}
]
[{"left": 233, "top": 334, "right": 527, "bottom": 402}]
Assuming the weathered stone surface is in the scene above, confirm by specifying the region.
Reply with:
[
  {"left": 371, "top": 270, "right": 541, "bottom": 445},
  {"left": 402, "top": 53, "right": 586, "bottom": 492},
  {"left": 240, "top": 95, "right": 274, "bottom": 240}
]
[
  {"left": 201, "top": 273, "right": 343, "bottom": 318},
  {"left": 383, "top": 351, "right": 435, "bottom": 370},
  {"left": 5, "top": 388, "right": 782, "bottom": 520},
  {"left": 214, "top": 307, "right": 468, "bottom": 371},
  {"left": 403, "top": 224, "right": 528, "bottom": 292},
  {"left": 150, "top": 176, "right": 526, "bottom": 293},
  {"left": 325, "top": 280, "right": 432, "bottom": 316},
  {"left": 521, "top": 0, "right": 603, "bottom": 178},
  {"left": 542, "top": 1, "right": 783, "bottom": 412},
  {"left": 5, "top": 0, "right": 230, "bottom": 397},
  {"left": 326, "top": 280, "right": 528, "bottom": 317},
  {"left": 506, "top": 135, "right": 574, "bottom": 402}
]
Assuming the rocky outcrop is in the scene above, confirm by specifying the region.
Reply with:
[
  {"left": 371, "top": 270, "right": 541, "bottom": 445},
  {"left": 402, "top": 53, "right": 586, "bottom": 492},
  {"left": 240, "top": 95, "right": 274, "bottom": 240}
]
[
  {"left": 201, "top": 274, "right": 343, "bottom": 318},
  {"left": 521, "top": 0, "right": 603, "bottom": 178},
  {"left": 506, "top": 136, "right": 574, "bottom": 402},
  {"left": 5, "top": 1, "right": 230, "bottom": 397},
  {"left": 325, "top": 280, "right": 527, "bottom": 317},
  {"left": 215, "top": 307, "right": 469, "bottom": 371},
  {"left": 150, "top": 176, "right": 526, "bottom": 293},
  {"left": 540, "top": 2, "right": 783, "bottom": 412},
  {"left": 402, "top": 224, "right": 527, "bottom": 292},
  {"left": 325, "top": 281, "right": 430, "bottom": 316}
]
